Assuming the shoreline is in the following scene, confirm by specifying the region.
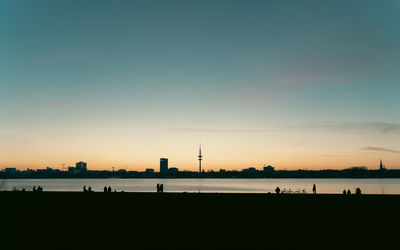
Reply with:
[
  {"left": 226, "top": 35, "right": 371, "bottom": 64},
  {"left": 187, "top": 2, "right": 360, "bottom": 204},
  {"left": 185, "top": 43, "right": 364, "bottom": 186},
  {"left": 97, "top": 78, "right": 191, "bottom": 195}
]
[
  {"left": 2, "top": 190, "right": 400, "bottom": 195},
  {"left": 2, "top": 176, "right": 400, "bottom": 179}
]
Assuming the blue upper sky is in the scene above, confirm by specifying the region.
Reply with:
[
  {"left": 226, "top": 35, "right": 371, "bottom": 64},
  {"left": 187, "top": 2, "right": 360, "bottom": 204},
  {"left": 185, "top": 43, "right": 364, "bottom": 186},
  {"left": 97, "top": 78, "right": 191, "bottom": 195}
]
[{"left": 1, "top": 0, "right": 399, "bottom": 170}]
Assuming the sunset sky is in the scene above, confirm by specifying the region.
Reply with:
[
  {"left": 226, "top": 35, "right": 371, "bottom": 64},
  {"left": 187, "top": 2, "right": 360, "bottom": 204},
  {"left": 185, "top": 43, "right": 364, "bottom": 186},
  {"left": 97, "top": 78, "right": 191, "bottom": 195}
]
[{"left": 1, "top": 0, "right": 399, "bottom": 171}]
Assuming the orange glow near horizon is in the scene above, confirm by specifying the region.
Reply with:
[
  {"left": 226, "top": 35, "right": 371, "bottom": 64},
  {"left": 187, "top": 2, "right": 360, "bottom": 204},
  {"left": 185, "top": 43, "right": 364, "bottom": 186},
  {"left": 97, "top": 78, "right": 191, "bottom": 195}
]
[{"left": 1, "top": 132, "right": 399, "bottom": 171}]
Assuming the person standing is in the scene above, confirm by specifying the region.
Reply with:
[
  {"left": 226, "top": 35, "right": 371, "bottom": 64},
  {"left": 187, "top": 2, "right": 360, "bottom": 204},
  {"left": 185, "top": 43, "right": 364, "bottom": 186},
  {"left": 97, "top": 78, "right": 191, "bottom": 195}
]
[{"left": 312, "top": 184, "right": 316, "bottom": 194}]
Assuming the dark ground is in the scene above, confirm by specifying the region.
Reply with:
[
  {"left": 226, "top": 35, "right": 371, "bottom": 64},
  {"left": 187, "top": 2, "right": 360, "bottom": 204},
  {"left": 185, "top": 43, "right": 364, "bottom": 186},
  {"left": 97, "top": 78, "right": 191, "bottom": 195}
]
[{"left": 1, "top": 192, "right": 399, "bottom": 250}]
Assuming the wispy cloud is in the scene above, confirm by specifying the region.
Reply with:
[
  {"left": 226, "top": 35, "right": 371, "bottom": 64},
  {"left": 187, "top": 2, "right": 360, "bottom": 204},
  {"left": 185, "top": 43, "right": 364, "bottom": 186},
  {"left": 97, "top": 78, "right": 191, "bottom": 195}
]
[
  {"left": 32, "top": 102, "right": 83, "bottom": 109},
  {"left": 363, "top": 147, "right": 400, "bottom": 154},
  {"left": 280, "top": 123, "right": 400, "bottom": 134},
  {"left": 30, "top": 49, "right": 89, "bottom": 65},
  {"left": 173, "top": 128, "right": 272, "bottom": 133},
  {"left": 270, "top": 50, "right": 400, "bottom": 86},
  {"left": 173, "top": 123, "right": 400, "bottom": 134}
]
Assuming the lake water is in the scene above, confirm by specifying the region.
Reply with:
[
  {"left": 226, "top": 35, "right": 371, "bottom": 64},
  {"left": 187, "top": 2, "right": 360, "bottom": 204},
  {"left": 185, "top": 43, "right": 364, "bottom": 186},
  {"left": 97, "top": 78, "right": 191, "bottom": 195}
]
[{"left": 2, "top": 178, "right": 400, "bottom": 194}]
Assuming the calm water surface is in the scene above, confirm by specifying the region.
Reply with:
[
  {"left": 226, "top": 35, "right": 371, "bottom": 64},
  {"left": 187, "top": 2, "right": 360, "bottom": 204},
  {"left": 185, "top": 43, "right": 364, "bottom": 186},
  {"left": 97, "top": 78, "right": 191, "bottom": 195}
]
[{"left": 3, "top": 178, "right": 400, "bottom": 194}]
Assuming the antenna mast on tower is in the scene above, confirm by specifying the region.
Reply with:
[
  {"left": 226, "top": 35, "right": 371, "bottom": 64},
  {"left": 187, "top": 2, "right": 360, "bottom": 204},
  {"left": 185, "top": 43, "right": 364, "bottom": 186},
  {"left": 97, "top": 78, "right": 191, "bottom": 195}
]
[{"left": 198, "top": 144, "right": 202, "bottom": 173}]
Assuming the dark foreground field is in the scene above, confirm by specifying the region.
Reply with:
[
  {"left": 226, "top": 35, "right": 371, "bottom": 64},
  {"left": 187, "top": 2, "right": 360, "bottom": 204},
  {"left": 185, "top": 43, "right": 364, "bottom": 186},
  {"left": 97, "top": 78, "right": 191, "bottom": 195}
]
[{"left": 1, "top": 192, "right": 399, "bottom": 250}]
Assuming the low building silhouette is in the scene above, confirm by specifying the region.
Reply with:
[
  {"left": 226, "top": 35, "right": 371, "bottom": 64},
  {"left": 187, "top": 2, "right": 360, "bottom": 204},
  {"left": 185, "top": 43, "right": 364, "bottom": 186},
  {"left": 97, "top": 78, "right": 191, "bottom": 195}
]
[
  {"left": 146, "top": 168, "right": 155, "bottom": 174},
  {"left": 168, "top": 167, "right": 179, "bottom": 174},
  {"left": 5, "top": 168, "right": 17, "bottom": 174},
  {"left": 68, "top": 166, "right": 75, "bottom": 174},
  {"left": 263, "top": 165, "right": 275, "bottom": 174}
]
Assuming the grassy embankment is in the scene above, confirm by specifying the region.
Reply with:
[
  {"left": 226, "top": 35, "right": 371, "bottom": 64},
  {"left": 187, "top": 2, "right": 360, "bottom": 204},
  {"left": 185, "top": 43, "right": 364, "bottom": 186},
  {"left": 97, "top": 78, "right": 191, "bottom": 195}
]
[{"left": 1, "top": 192, "right": 399, "bottom": 249}]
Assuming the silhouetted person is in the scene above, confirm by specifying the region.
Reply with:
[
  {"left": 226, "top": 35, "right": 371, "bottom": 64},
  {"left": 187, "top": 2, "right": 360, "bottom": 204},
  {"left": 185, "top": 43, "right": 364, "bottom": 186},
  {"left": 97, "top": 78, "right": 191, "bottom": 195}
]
[
  {"left": 104, "top": 186, "right": 107, "bottom": 192},
  {"left": 83, "top": 186, "right": 87, "bottom": 192},
  {"left": 275, "top": 187, "right": 280, "bottom": 194},
  {"left": 312, "top": 184, "right": 316, "bottom": 194},
  {"left": 22, "top": 188, "right": 26, "bottom": 192},
  {"left": 160, "top": 184, "right": 164, "bottom": 193},
  {"left": 156, "top": 183, "right": 160, "bottom": 193},
  {"left": 343, "top": 189, "right": 346, "bottom": 195},
  {"left": 347, "top": 189, "right": 351, "bottom": 195},
  {"left": 38, "top": 186, "right": 43, "bottom": 192},
  {"left": 33, "top": 186, "right": 36, "bottom": 192},
  {"left": 88, "top": 186, "right": 92, "bottom": 192},
  {"left": 108, "top": 186, "right": 111, "bottom": 192},
  {"left": 356, "top": 187, "right": 361, "bottom": 195}
]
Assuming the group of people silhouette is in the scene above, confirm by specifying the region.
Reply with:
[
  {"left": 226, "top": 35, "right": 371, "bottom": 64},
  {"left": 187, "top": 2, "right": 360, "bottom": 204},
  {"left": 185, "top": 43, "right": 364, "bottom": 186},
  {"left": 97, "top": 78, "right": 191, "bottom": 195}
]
[
  {"left": 275, "top": 184, "right": 317, "bottom": 194},
  {"left": 275, "top": 184, "right": 361, "bottom": 195},
  {"left": 274, "top": 184, "right": 362, "bottom": 195},
  {"left": 156, "top": 183, "right": 164, "bottom": 193},
  {"left": 104, "top": 186, "right": 113, "bottom": 192},
  {"left": 32, "top": 186, "right": 43, "bottom": 192},
  {"left": 82, "top": 186, "right": 117, "bottom": 192},
  {"left": 83, "top": 186, "right": 93, "bottom": 192},
  {"left": 343, "top": 187, "right": 362, "bottom": 195}
]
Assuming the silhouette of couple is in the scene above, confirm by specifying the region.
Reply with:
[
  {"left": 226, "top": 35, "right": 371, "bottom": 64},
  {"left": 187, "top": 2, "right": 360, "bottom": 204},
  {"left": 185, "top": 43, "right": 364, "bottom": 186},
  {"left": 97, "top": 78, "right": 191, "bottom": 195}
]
[
  {"left": 33, "top": 186, "right": 43, "bottom": 192},
  {"left": 83, "top": 186, "right": 93, "bottom": 192},
  {"left": 156, "top": 183, "right": 164, "bottom": 193},
  {"left": 104, "top": 186, "right": 112, "bottom": 192}
]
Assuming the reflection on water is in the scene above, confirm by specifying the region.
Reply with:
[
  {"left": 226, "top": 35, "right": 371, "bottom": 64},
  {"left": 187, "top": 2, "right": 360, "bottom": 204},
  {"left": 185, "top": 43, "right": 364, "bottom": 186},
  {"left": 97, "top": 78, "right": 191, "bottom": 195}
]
[{"left": 3, "top": 178, "right": 400, "bottom": 194}]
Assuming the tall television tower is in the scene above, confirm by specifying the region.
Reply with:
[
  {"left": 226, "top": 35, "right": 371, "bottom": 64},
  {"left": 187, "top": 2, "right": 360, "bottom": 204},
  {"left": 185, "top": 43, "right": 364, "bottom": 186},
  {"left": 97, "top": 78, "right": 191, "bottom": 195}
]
[{"left": 198, "top": 144, "right": 202, "bottom": 173}]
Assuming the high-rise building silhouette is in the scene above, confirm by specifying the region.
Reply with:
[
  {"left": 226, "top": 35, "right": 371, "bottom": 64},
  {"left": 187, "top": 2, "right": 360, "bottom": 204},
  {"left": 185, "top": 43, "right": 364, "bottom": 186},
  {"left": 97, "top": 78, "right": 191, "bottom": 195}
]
[
  {"left": 198, "top": 144, "right": 202, "bottom": 173},
  {"left": 75, "top": 161, "right": 87, "bottom": 173},
  {"left": 160, "top": 158, "right": 168, "bottom": 173}
]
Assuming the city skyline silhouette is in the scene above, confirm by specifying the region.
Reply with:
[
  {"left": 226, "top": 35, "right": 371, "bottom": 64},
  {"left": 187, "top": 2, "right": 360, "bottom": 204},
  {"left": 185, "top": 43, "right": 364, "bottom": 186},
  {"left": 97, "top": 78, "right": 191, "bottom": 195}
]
[{"left": 2, "top": 1, "right": 400, "bottom": 250}]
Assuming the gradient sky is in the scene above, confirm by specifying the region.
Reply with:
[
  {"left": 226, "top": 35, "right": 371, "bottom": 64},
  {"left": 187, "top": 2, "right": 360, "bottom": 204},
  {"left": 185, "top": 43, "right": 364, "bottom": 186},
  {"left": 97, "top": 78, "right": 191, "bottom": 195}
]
[{"left": 1, "top": 0, "right": 400, "bottom": 171}]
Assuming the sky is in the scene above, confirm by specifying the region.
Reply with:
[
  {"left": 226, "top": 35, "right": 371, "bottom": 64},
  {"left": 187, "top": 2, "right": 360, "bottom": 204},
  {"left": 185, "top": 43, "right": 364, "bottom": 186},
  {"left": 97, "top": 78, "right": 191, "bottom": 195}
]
[{"left": 1, "top": 0, "right": 400, "bottom": 171}]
